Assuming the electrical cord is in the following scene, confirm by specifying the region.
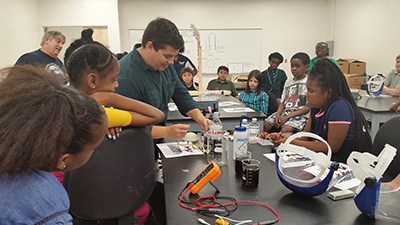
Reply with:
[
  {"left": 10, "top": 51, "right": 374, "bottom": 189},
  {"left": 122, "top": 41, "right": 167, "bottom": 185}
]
[{"left": 178, "top": 182, "right": 280, "bottom": 224}]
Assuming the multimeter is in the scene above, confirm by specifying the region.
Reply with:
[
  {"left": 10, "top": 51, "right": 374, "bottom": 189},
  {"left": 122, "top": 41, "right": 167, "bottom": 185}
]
[{"left": 190, "top": 162, "right": 221, "bottom": 194}]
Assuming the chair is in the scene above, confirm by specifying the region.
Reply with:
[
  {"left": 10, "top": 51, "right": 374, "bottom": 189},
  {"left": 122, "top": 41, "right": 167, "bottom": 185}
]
[
  {"left": 63, "top": 126, "right": 155, "bottom": 224},
  {"left": 264, "top": 91, "right": 280, "bottom": 133},
  {"left": 266, "top": 90, "right": 279, "bottom": 116},
  {"left": 372, "top": 116, "right": 400, "bottom": 182}
]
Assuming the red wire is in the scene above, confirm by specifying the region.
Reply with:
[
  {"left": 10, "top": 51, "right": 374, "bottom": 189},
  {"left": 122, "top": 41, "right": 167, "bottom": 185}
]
[
  {"left": 179, "top": 183, "right": 280, "bottom": 223},
  {"left": 295, "top": 167, "right": 316, "bottom": 179}
]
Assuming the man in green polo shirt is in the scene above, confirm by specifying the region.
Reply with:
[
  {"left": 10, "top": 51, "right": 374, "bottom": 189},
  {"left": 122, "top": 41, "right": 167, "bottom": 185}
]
[
  {"left": 115, "top": 18, "right": 212, "bottom": 224},
  {"left": 207, "top": 65, "right": 239, "bottom": 98},
  {"left": 115, "top": 17, "right": 211, "bottom": 140}
]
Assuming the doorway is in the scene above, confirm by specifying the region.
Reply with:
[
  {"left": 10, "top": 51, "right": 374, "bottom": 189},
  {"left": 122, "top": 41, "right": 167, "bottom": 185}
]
[{"left": 44, "top": 26, "right": 109, "bottom": 63}]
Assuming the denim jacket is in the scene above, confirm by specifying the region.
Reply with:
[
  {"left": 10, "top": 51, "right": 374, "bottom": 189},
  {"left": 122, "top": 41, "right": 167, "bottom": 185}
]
[{"left": 0, "top": 170, "right": 72, "bottom": 224}]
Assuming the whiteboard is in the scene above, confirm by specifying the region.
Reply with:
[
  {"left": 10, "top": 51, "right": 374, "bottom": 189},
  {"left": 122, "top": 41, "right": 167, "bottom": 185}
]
[{"left": 129, "top": 29, "right": 262, "bottom": 74}]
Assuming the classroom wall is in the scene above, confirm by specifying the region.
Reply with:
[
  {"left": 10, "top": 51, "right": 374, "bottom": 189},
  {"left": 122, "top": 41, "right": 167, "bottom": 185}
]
[
  {"left": 333, "top": 0, "right": 400, "bottom": 75},
  {"left": 0, "top": 0, "right": 42, "bottom": 68},
  {"left": 2, "top": 0, "right": 397, "bottom": 80},
  {"left": 0, "top": 0, "right": 121, "bottom": 67},
  {"left": 118, "top": 0, "right": 331, "bottom": 85},
  {"left": 37, "top": 0, "right": 121, "bottom": 53}
]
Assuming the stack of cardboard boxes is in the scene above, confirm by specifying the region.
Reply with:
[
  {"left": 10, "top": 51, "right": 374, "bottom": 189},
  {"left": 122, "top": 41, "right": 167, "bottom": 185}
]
[{"left": 337, "top": 59, "right": 366, "bottom": 89}]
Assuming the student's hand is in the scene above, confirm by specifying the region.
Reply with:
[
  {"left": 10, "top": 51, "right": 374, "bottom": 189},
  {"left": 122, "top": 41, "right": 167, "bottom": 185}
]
[
  {"left": 166, "top": 124, "right": 191, "bottom": 139},
  {"left": 390, "top": 104, "right": 399, "bottom": 114},
  {"left": 90, "top": 92, "right": 114, "bottom": 106},
  {"left": 280, "top": 116, "right": 289, "bottom": 125},
  {"left": 274, "top": 115, "right": 282, "bottom": 128},
  {"left": 270, "top": 132, "right": 288, "bottom": 146},
  {"left": 394, "top": 89, "right": 400, "bottom": 97},
  {"left": 107, "top": 126, "right": 122, "bottom": 140}
]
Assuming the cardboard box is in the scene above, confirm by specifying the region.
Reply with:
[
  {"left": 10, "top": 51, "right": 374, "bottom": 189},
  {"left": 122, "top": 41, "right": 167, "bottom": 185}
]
[
  {"left": 344, "top": 73, "right": 364, "bottom": 89},
  {"left": 336, "top": 59, "right": 366, "bottom": 75},
  {"left": 337, "top": 59, "right": 350, "bottom": 74},
  {"left": 232, "top": 74, "right": 248, "bottom": 82},
  {"left": 349, "top": 60, "right": 366, "bottom": 75},
  {"left": 232, "top": 74, "right": 247, "bottom": 90}
]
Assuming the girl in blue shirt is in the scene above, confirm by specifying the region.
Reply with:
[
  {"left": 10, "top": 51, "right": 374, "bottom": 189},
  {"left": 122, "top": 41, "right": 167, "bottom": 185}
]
[
  {"left": 239, "top": 69, "right": 269, "bottom": 115},
  {"left": 272, "top": 59, "right": 372, "bottom": 163}
]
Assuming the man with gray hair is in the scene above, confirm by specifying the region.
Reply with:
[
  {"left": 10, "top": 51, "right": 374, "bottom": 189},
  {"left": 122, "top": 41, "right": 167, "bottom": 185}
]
[{"left": 15, "top": 30, "right": 66, "bottom": 76}]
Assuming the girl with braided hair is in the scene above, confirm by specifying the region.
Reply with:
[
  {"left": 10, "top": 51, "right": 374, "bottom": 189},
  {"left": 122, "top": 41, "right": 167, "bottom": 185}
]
[
  {"left": 272, "top": 58, "right": 372, "bottom": 163},
  {"left": 64, "top": 29, "right": 164, "bottom": 141},
  {"left": 64, "top": 30, "right": 164, "bottom": 225}
]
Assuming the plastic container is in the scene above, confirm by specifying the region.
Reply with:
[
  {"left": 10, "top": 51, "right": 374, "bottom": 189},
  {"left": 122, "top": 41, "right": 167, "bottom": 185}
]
[
  {"left": 206, "top": 134, "right": 228, "bottom": 167},
  {"left": 233, "top": 125, "right": 248, "bottom": 159},
  {"left": 233, "top": 115, "right": 251, "bottom": 160},
  {"left": 248, "top": 118, "right": 260, "bottom": 143}
]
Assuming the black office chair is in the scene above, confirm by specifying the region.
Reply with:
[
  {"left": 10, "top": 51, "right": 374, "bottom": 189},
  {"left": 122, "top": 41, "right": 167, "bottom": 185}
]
[
  {"left": 266, "top": 90, "right": 279, "bottom": 116},
  {"left": 63, "top": 126, "right": 155, "bottom": 224},
  {"left": 372, "top": 116, "right": 400, "bottom": 182}
]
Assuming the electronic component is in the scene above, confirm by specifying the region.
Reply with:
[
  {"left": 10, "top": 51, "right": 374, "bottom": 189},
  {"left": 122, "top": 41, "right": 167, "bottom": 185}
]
[
  {"left": 215, "top": 218, "right": 230, "bottom": 225},
  {"left": 327, "top": 189, "right": 354, "bottom": 201},
  {"left": 197, "top": 218, "right": 211, "bottom": 225},
  {"left": 196, "top": 100, "right": 219, "bottom": 117},
  {"left": 190, "top": 162, "right": 221, "bottom": 194}
]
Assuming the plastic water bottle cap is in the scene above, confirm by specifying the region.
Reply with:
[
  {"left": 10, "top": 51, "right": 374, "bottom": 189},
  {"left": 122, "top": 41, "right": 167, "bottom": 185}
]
[
  {"left": 239, "top": 115, "right": 252, "bottom": 127},
  {"left": 235, "top": 125, "right": 246, "bottom": 132}
]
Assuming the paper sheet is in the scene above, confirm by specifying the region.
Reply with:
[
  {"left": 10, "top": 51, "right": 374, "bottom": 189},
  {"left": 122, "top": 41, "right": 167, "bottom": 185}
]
[
  {"left": 360, "top": 94, "right": 392, "bottom": 98},
  {"left": 222, "top": 107, "right": 255, "bottom": 113},
  {"left": 157, "top": 142, "right": 204, "bottom": 158},
  {"left": 219, "top": 101, "right": 241, "bottom": 107}
]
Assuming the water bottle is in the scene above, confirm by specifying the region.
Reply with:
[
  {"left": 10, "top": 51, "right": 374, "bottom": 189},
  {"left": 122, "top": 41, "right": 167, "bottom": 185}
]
[
  {"left": 248, "top": 118, "right": 260, "bottom": 143},
  {"left": 210, "top": 112, "right": 223, "bottom": 136},
  {"left": 207, "top": 112, "right": 227, "bottom": 166}
]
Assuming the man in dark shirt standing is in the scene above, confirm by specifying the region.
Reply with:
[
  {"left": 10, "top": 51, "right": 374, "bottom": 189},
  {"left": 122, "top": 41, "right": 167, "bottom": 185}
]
[
  {"left": 15, "top": 30, "right": 66, "bottom": 78},
  {"left": 115, "top": 17, "right": 212, "bottom": 225},
  {"left": 116, "top": 17, "right": 211, "bottom": 140}
]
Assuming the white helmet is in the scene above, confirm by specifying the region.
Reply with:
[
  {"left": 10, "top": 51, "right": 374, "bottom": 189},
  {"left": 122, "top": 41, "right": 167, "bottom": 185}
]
[{"left": 366, "top": 75, "right": 384, "bottom": 97}]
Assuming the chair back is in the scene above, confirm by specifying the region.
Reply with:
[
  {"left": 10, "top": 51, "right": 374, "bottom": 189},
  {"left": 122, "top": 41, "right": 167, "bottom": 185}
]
[
  {"left": 372, "top": 116, "right": 400, "bottom": 181},
  {"left": 64, "top": 126, "right": 155, "bottom": 220},
  {"left": 266, "top": 91, "right": 279, "bottom": 116}
]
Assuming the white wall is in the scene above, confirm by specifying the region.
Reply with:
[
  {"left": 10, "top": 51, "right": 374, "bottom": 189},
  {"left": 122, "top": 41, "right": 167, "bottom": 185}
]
[
  {"left": 333, "top": 0, "right": 400, "bottom": 76},
  {"left": 0, "top": 0, "right": 120, "bottom": 67},
  {"left": 38, "top": 0, "right": 121, "bottom": 53},
  {"left": 3, "top": 0, "right": 396, "bottom": 78},
  {"left": 0, "top": 0, "right": 42, "bottom": 67},
  {"left": 118, "top": 0, "right": 331, "bottom": 84}
]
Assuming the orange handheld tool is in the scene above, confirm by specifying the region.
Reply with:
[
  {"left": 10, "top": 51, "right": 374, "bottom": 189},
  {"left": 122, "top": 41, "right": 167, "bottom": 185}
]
[{"left": 190, "top": 162, "right": 221, "bottom": 194}]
